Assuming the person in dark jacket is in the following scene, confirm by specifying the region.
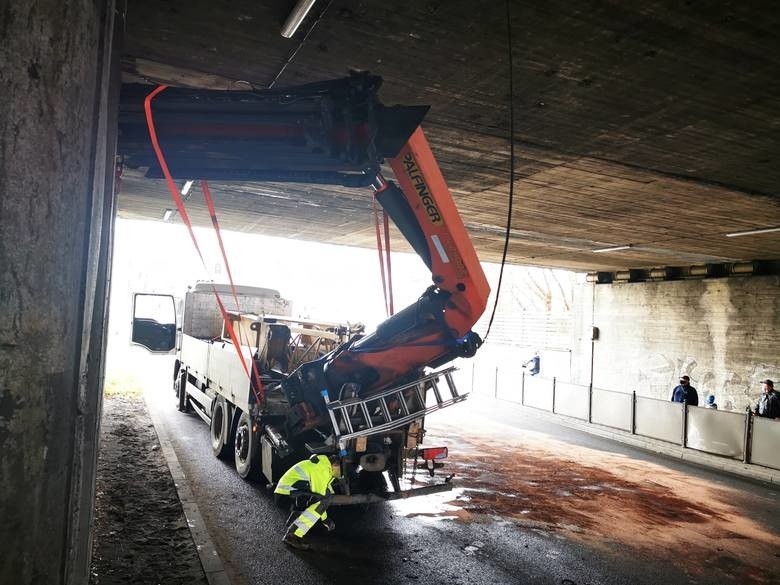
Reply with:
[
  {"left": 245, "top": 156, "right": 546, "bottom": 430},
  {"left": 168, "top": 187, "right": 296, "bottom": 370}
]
[
  {"left": 754, "top": 380, "right": 780, "bottom": 419},
  {"left": 670, "top": 375, "right": 699, "bottom": 406},
  {"left": 523, "top": 352, "right": 540, "bottom": 376}
]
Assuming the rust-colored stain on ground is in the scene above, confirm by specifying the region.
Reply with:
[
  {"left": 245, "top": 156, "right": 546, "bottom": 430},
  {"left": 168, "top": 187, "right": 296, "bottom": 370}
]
[{"left": 419, "top": 415, "right": 780, "bottom": 584}]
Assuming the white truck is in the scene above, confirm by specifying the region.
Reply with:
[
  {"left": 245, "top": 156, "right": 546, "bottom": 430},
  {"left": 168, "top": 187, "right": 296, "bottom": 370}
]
[{"left": 133, "top": 283, "right": 464, "bottom": 502}]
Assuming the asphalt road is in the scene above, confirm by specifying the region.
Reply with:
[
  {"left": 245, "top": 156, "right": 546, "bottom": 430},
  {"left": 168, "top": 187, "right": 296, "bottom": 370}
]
[{"left": 145, "top": 379, "right": 780, "bottom": 585}]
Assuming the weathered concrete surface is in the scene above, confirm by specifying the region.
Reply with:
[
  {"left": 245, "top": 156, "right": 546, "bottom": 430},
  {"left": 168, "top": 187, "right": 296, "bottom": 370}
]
[
  {"left": 115, "top": 1, "right": 780, "bottom": 272},
  {"left": 572, "top": 276, "right": 780, "bottom": 410},
  {"left": 0, "top": 2, "right": 118, "bottom": 583}
]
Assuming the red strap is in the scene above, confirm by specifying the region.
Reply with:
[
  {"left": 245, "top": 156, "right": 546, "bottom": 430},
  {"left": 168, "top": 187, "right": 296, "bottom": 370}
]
[
  {"left": 201, "top": 181, "right": 239, "bottom": 300},
  {"left": 372, "top": 196, "right": 390, "bottom": 317},
  {"left": 144, "top": 85, "right": 263, "bottom": 405},
  {"left": 201, "top": 180, "right": 265, "bottom": 403}
]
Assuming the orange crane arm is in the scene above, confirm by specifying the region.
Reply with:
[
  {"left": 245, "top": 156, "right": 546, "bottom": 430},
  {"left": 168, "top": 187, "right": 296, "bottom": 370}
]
[
  {"left": 387, "top": 127, "right": 490, "bottom": 335},
  {"left": 320, "top": 127, "right": 490, "bottom": 396}
]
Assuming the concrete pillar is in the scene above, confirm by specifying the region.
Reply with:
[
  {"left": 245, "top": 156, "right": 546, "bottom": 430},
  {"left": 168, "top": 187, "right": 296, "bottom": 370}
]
[{"left": 0, "top": 2, "right": 119, "bottom": 583}]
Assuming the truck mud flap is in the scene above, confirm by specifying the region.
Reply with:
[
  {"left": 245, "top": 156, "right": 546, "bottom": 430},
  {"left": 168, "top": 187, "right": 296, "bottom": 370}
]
[{"left": 329, "top": 481, "right": 453, "bottom": 506}]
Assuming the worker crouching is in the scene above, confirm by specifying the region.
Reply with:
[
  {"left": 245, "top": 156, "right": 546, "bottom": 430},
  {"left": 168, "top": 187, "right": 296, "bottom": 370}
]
[{"left": 274, "top": 454, "right": 340, "bottom": 549}]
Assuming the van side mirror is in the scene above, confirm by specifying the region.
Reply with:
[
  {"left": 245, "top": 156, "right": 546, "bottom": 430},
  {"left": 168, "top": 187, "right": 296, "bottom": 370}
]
[{"left": 131, "top": 293, "right": 176, "bottom": 352}]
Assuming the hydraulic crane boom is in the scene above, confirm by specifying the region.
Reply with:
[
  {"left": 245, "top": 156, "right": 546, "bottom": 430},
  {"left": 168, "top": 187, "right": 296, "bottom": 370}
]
[
  {"left": 321, "top": 127, "right": 489, "bottom": 398},
  {"left": 119, "top": 72, "right": 490, "bottom": 411}
]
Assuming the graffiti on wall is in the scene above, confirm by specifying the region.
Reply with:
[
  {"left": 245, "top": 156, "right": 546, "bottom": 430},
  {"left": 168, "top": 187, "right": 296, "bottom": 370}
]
[{"left": 637, "top": 353, "right": 779, "bottom": 412}]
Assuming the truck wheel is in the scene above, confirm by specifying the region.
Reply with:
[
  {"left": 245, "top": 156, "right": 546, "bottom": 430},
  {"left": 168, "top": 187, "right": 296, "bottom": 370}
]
[
  {"left": 234, "top": 410, "right": 261, "bottom": 480},
  {"left": 210, "top": 396, "right": 232, "bottom": 459},
  {"left": 176, "top": 369, "right": 190, "bottom": 413}
]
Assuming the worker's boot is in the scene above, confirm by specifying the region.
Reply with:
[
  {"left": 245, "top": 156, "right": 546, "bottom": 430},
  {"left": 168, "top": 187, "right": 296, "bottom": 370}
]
[
  {"left": 322, "top": 518, "right": 336, "bottom": 532},
  {"left": 282, "top": 529, "right": 310, "bottom": 550}
]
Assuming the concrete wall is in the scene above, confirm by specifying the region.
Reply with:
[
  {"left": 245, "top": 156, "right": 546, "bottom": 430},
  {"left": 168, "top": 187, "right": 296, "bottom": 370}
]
[
  {"left": 0, "top": 2, "right": 118, "bottom": 583},
  {"left": 576, "top": 276, "right": 780, "bottom": 411}
]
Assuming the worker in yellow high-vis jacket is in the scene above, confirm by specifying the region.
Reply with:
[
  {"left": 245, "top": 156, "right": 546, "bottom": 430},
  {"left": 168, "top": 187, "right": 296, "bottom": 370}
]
[{"left": 274, "top": 454, "right": 340, "bottom": 549}]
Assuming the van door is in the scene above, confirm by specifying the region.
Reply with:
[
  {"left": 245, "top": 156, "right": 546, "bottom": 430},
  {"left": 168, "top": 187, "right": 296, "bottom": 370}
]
[{"left": 131, "top": 293, "right": 177, "bottom": 353}]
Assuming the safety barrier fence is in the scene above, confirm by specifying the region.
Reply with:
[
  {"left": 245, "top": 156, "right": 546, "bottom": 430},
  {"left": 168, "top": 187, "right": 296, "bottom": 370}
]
[{"left": 469, "top": 364, "right": 780, "bottom": 473}]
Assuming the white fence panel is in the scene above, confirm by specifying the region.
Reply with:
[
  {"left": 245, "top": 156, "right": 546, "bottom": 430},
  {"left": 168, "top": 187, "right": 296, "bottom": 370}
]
[
  {"left": 686, "top": 407, "right": 745, "bottom": 459},
  {"left": 751, "top": 417, "right": 780, "bottom": 470},
  {"left": 471, "top": 361, "right": 780, "bottom": 476},
  {"left": 523, "top": 376, "right": 553, "bottom": 411},
  {"left": 635, "top": 397, "right": 682, "bottom": 443},
  {"left": 496, "top": 364, "right": 523, "bottom": 403},
  {"left": 553, "top": 382, "right": 589, "bottom": 420},
  {"left": 591, "top": 388, "right": 632, "bottom": 430},
  {"left": 472, "top": 362, "right": 497, "bottom": 396}
]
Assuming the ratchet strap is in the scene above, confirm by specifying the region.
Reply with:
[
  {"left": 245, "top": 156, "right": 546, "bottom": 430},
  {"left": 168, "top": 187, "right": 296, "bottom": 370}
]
[
  {"left": 201, "top": 180, "right": 265, "bottom": 403},
  {"left": 372, "top": 196, "right": 395, "bottom": 317},
  {"left": 144, "top": 85, "right": 264, "bottom": 404}
]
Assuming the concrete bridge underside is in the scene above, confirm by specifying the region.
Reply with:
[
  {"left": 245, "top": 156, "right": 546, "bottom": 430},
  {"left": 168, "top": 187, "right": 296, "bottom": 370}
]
[{"left": 1, "top": 2, "right": 779, "bottom": 584}]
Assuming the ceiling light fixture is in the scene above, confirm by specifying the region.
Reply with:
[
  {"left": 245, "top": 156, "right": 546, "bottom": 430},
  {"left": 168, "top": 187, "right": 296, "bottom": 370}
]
[
  {"left": 592, "top": 244, "right": 634, "bottom": 253},
  {"left": 725, "top": 226, "right": 780, "bottom": 237},
  {"left": 281, "top": 0, "right": 318, "bottom": 38},
  {"left": 162, "top": 209, "right": 174, "bottom": 222},
  {"left": 181, "top": 180, "right": 194, "bottom": 196}
]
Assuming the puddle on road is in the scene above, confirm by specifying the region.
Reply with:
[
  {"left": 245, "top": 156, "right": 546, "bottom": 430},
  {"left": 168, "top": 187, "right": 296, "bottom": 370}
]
[
  {"left": 399, "top": 417, "right": 780, "bottom": 584},
  {"left": 390, "top": 487, "right": 471, "bottom": 522}
]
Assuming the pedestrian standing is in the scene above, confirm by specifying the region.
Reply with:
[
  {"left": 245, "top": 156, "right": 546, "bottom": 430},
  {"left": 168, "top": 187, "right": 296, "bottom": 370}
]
[
  {"left": 754, "top": 380, "right": 780, "bottom": 419},
  {"left": 705, "top": 395, "right": 718, "bottom": 409},
  {"left": 670, "top": 375, "right": 699, "bottom": 406}
]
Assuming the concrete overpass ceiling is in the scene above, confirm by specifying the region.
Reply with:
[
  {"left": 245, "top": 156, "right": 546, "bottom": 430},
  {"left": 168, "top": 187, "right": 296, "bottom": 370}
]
[{"left": 119, "top": 0, "right": 780, "bottom": 271}]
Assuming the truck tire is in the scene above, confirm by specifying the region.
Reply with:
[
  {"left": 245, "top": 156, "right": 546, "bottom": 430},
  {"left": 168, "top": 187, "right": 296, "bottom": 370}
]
[
  {"left": 234, "top": 410, "right": 261, "bottom": 480},
  {"left": 210, "top": 396, "right": 232, "bottom": 459},
  {"left": 176, "top": 369, "right": 190, "bottom": 413}
]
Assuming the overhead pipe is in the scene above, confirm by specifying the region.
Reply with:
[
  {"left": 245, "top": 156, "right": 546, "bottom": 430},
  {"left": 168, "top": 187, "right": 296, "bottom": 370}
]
[
  {"left": 586, "top": 261, "right": 773, "bottom": 285},
  {"left": 648, "top": 267, "right": 669, "bottom": 280},
  {"left": 730, "top": 262, "right": 755, "bottom": 275}
]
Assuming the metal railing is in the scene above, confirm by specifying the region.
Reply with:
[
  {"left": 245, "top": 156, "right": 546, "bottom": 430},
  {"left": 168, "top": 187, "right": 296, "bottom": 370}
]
[{"left": 469, "top": 365, "right": 780, "bottom": 472}]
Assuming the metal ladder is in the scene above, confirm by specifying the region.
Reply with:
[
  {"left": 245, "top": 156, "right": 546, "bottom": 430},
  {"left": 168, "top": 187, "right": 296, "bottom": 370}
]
[{"left": 321, "top": 366, "right": 466, "bottom": 443}]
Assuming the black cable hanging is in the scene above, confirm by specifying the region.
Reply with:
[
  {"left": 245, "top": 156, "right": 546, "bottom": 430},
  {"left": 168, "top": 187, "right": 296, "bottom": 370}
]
[{"left": 483, "top": 0, "right": 516, "bottom": 343}]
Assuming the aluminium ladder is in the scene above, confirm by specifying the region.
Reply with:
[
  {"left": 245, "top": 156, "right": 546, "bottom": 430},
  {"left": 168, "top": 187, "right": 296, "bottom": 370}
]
[{"left": 321, "top": 366, "right": 467, "bottom": 443}]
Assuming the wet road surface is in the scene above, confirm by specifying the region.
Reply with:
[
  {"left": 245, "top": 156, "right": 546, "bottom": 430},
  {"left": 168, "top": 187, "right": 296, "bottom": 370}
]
[{"left": 145, "top": 384, "right": 780, "bottom": 585}]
